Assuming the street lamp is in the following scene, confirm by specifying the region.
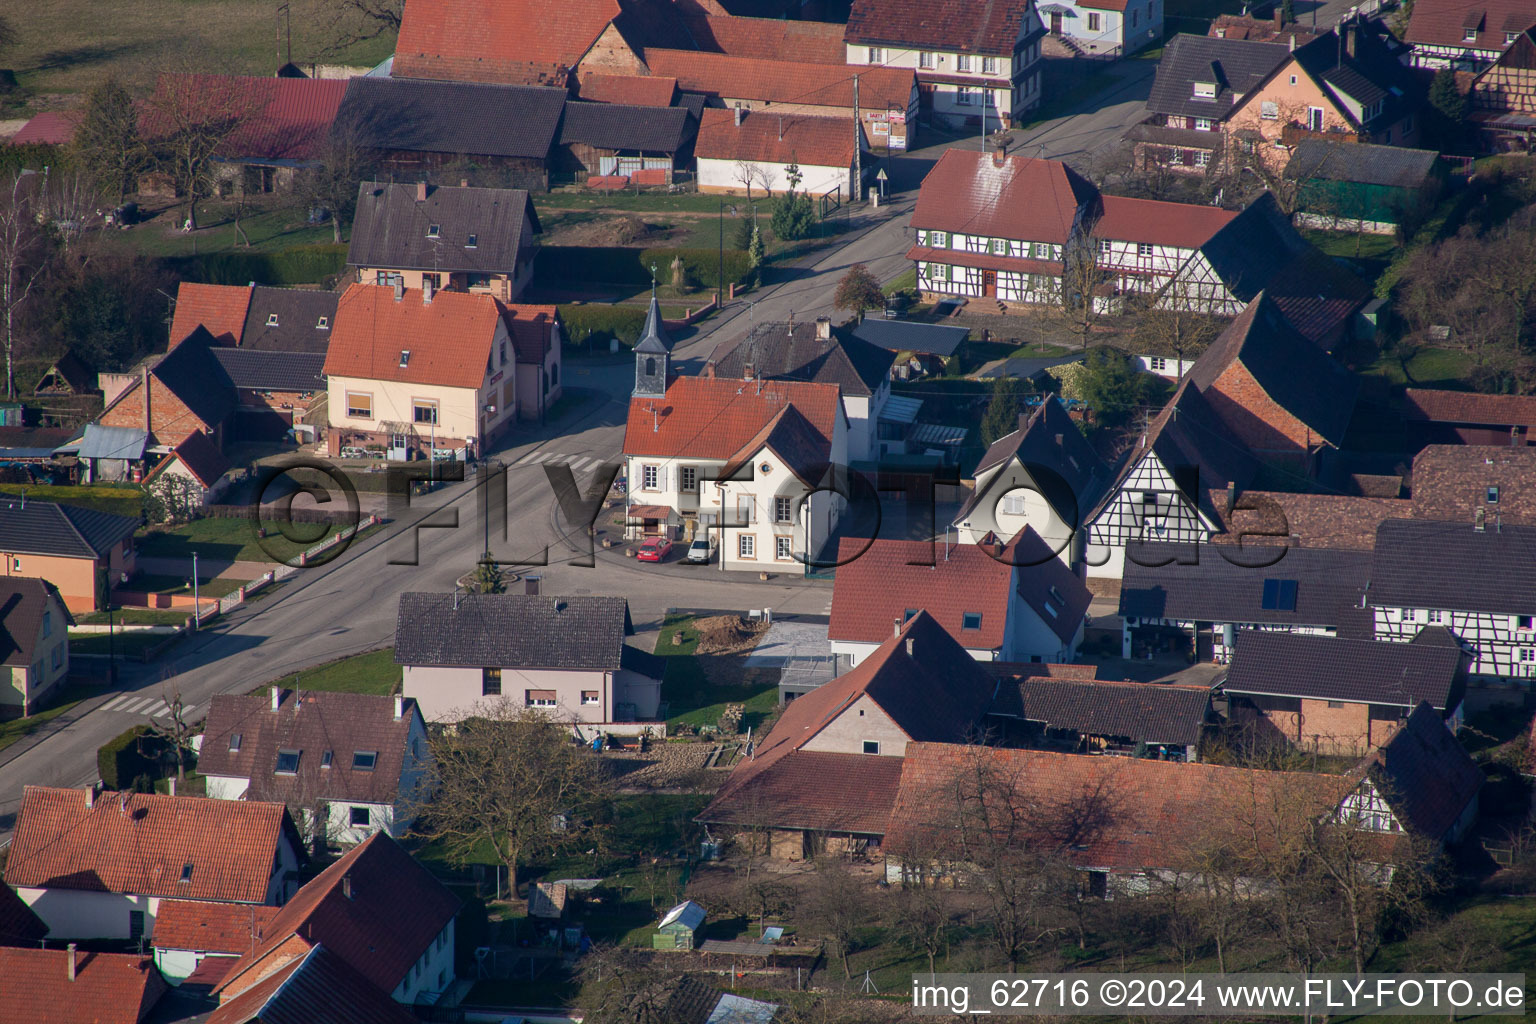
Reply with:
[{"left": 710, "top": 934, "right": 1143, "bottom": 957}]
[
  {"left": 718, "top": 202, "right": 738, "bottom": 306},
  {"left": 190, "top": 550, "right": 199, "bottom": 632}
]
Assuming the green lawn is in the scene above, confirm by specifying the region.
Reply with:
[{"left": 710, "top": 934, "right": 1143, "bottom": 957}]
[
  {"left": 0, "top": 686, "right": 96, "bottom": 753},
  {"left": 154, "top": 771, "right": 207, "bottom": 796},
  {"left": 653, "top": 615, "right": 779, "bottom": 734},
  {"left": 136, "top": 517, "right": 368, "bottom": 565},
  {"left": 102, "top": 201, "right": 338, "bottom": 259},
  {"left": 70, "top": 631, "right": 172, "bottom": 657},
  {"left": 75, "top": 608, "right": 196, "bottom": 626},
  {"left": 536, "top": 192, "right": 739, "bottom": 215},
  {"left": 122, "top": 574, "right": 243, "bottom": 599},
  {"left": 256, "top": 647, "right": 401, "bottom": 697},
  {"left": 1301, "top": 228, "right": 1401, "bottom": 261},
  {"left": 1359, "top": 347, "right": 1477, "bottom": 388},
  {"left": 0, "top": 483, "right": 141, "bottom": 519},
  {"left": 883, "top": 267, "right": 917, "bottom": 296}
]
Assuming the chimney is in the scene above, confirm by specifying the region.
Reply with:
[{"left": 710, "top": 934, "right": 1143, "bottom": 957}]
[
  {"left": 905, "top": 637, "right": 914, "bottom": 656},
  {"left": 271, "top": 687, "right": 281, "bottom": 712},
  {"left": 815, "top": 316, "right": 832, "bottom": 341},
  {"left": 992, "top": 135, "right": 1009, "bottom": 167},
  {"left": 393, "top": 278, "right": 405, "bottom": 302},
  {"left": 394, "top": 695, "right": 403, "bottom": 721},
  {"left": 168, "top": 777, "right": 177, "bottom": 796},
  {"left": 85, "top": 787, "right": 95, "bottom": 810},
  {"left": 1226, "top": 480, "right": 1237, "bottom": 514},
  {"left": 422, "top": 275, "right": 434, "bottom": 305},
  {"left": 142, "top": 365, "right": 151, "bottom": 437},
  {"left": 1289, "top": 32, "right": 1297, "bottom": 51},
  {"left": 459, "top": 178, "right": 469, "bottom": 188},
  {"left": 1273, "top": 5, "right": 1284, "bottom": 28},
  {"left": 1475, "top": 507, "right": 1487, "bottom": 532},
  {"left": 416, "top": 180, "right": 428, "bottom": 202},
  {"left": 524, "top": 576, "right": 540, "bottom": 596},
  {"left": 67, "top": 944, "right": 77, "bottom": 982},
  {"left": 704, "top": 360, "right": 717, "bottom": 379},
  {"left": 342, "top": 874, "right": 353, "bottom": 900},
  {"left": 743, "top": 362, "right": 755, "bottom": 381},
  {"left": 733, "top": 104, "right": 744, "bottom": 127},
  {"left": 893, "top": 617, "right": 902, "bottom": 638},
  {"left": 1344, "top": 21, "right": 1356, "bottom": 58}
]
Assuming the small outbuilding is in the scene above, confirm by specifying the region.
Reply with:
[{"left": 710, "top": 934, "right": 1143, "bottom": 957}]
[
  {"left": 1284, "top": 140, "right": 1446, "bottom": 235},
  {"left": 653, "top": 899, "right": 705, "bottom": 950}
]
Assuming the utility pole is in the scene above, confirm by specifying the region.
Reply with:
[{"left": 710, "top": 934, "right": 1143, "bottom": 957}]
[
  {"left": 851, "top": 74, "right": 862, "bottom": 205},
  {"left": 191, "top": 551, "right": 200, "bottom": 631}
]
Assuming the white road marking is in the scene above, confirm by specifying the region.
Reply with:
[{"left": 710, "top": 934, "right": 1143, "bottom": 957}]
[{"left": 100, "top": 694, "right": 132, "bottom": 712}]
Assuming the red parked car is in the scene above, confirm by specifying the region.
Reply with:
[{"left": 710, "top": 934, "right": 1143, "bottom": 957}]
[{"left": 636, "top": 537, "right": 673, "bottom": 562}]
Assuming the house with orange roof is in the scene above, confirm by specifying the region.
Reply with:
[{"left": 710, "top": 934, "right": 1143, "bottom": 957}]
[
  {"left": 624, "top": 298, "right": 848, "bottom": 571},
  {"left": 0, "top": 945, "right": 167, "bottom": 1024},
  {"left": 695, "top": 108, "right": 864, "bottom": 198},
  {"left": 151, "top": 899, "right": 280, "bottom": 986},
  {"left": 323, "top": 282, "right": 520, "bottom": 460},
  {"left": 3, "top": 787, "right": 302, "bottom": 942}
]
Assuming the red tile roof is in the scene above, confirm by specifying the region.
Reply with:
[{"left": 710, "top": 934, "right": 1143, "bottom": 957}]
[
  {"left": 9, "top": 110, "right": 82, "bottom": 147},
  {"left": 719, "top": 404, "right": 835, "bottom": 485},
  {"left": 886, "top": 741, "right": 1347, "bottom": 871},
  {"left": 144, "top": 76, "right": 347, "bottom": 162},
  {"left": 153, "top": 899, "right": 280, "bottom": 955},
  {"left": 644, "top": 50, "right": 916, "bottom": 111},
  {"left": 682, "top": 15, "right": 848, "bottom": 62},
  {"left": 144, "top": 430, "right": 232, "bottom": 490},
  {"left": 695, "top": 108, "right": 856, "bottom": 168},
  {"left": 1406, "top": 0, "right": 1534, "bottom": 53},
  {"left": 323, "top": 283, "right": 502, "bottom": 389},
  {"left": 846, "top": 0, "right": 1037, "bottom": 56},
  {"left": 624, "top": 375, "right": 841, "bottom": 459},
  {"left": 170, "top": 283, "right": 254, "bottom": 347},
  {"left": 828, "top": 536, "right": 1016, "bottom": 650},
  {"left": 1208, "top": 488, "right": 1410, "bottom": 549},
  {"left": 4, "top": 787, "right": 293, "bottom": 904},
  {"left": 575, "top": 73, "right": 679, "bottom": 106},
  {"left": 207, "top": 944, "right": 417, "bottom": 1024},
  {"left": 1411, "top": 444, "right": 1536, "bottom": 525},
  {"left": 913, "top": 149, "right": 1097, "bottom": 244},
  {"left": 213, "top": 833, "right": 460, "bottom": 1000},
  {"left": 502, "top": 304, "right": 560, "bottom": 364},
  {"left": 394, "top": 0, "right": 619, "bottom": 86},
  {"left": 1096, "top": 195, "right": 1239, "bottom": 250},
  {"left": 1402, "top": 387, "right": 1536, "bottom": 427},
  {"left": 0, "top": 948, "right": 166, "bottom": 1024}
]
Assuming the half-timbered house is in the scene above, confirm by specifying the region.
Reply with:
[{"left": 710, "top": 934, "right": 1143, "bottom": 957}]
[
  {"left": 1469, "top": 27, "right": 1536, "bottom": 149},
  {"left": 1404, "top": 0, "right": 1536, "bottom": 69},
  {"left": 1337, "top": 702, "right": 1482, "bottom": 848}
]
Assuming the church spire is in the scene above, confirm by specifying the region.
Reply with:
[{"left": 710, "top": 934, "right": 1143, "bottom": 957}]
[{"left": 633, "top": 269, "right": 671, "bottom": 397}]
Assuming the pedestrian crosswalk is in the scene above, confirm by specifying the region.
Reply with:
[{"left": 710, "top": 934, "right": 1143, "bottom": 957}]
[
  {"left": 99, "top": 693, "right": 198, "bottom": 720},
  {"left": 511, "top": 451, "right": 620, "bottom": 472}
]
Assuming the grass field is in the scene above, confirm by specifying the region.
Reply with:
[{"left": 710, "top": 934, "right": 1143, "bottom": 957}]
[
  {"left": 101, "top": 200, "right": 338, "bottom": 259},
  {"left": 123, "top": 573, "right": 243, "bottom": 599},
  {"left": 1359, "top": 346, "right": 1477, "bottom": 388},
  {"left": 256, "top": 647, "right": 401, "bottom": 697},
  {"left": 136, "top": 517, "right": 365, "bottom": 565},
  {"left": 0, "top": 483, "right": 141, "bottom": 519},
  {"left": 69, "top": 631, "right": 170, "bottom": 657},
  {"left": 6, "top": 0, "right": 395, "bottom": 100},
  {"left": 0, "top": 685, "right": 95, "bottom": 753},
  {"left": 653, "top": 614, "right": 779, "bottom": 733},
  {"left": 76, "top": 608, "right": 190, "bottom": 626}
]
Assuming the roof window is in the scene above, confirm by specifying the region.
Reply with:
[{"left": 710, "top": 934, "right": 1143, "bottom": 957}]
[
  {"left": 229, "top": 732, "right": 242, "bottom": 752},
  {"left": 427, "top": 224, "right": 440, "bottom": 238},
  {"left": 353, "top": 750, "right": 378, "bottom": 771},
  {"left": 962, "top": 612, "right": 983, "bottom": 630},
  {"left": 317, "top": 315, "right": 329, "bottom": 329},
  {"left": 266, "top": 313, "right": 279, "bottom": 326},
  {"left": 179, "top": 863, "right": 194, "bottom": 883},
  {"left": 1487, "top": 486, "right": 1500, "bottom": 503},
  {"left": 322, "top": 750, "right": 334, "bottom": 768},
  {"left": 399, "top": 350, "right": 411, "bottom": 368},
  {"left": 466, "top": 233, "right": 478, "bottom": 248},
  {"left": 1260, "top": 579, "right": 1298, "bottom": 612},
  {"left": 275, "top": 749, "right": 301, "bottom": 774}
]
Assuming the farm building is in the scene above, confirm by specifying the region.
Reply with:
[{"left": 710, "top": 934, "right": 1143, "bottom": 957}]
[
  {"left": 695, "top": 109, "right": 863, "bottom": 199},
  {"left": 1285, "top": 141, "right": 1447, "bottom": 234}
]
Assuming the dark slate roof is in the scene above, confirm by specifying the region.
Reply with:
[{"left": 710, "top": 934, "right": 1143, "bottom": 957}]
[
  {"left": 957, "top": 396, "right": 1110, "bottom": 527},
  {"left": 557, "top": 100, "right": 695, "bottom": 153},
  {"left": 394, "top": 592, "right": 636, "bottom": 670},
  {"left": 0, "top": 578, "right": 73, "bottom": 668},
  {"left": 635, "top": 292, "right": 672, "bottom": 354},
  {"left": 1284, "top": 140, "right": 1442, "bottom": 189},
  {"left": 1225, "top": 629, "right": 1465, "bottom": 709},
  {"left": 238, "top": 287, "right": 341, "bottom": 353},
  {"left": 1187, "top": 291, "right": 1359, "bottom": 448},
  {"left": 1368, "top": 518, "right": 1536, "bottom": 616},
  {"left": 708, "top": 320, "right": 894, "bottom": 397},
  {"left": 147, "top": 327, "right": 238, "bottom": 429},
  {"left": 211, "top": 348, "right": 327, "bottom": 392},
  {"left": 1119, "top": 544, "right": 1373, "bottom": 625},
  {"left": 206, "top": 943, "right": 417, "bottom": 1024},
  {"left": 990, "top": 676, "right": 1213, "bottom": 746},
  {"left": 851, "top": 318, "right": 969, "bottom": 357},
  {"left": 0, "top": 499, "right": 140, "bottom": 559},
  {"left": 348, "top": 182, "right": 540, "bottom": 275},
  {"left": 1146, "top": 33, "right": 1294, "bottom": 120},
  {"left": 335, "top": 77, "right": 567, "bottom": 160},
  {"left": 1291, "top": 25, "right": 1422, "bottom": 130},
  {"left": 1364, "top": 702, "right": 1482, "bottom": 841}
]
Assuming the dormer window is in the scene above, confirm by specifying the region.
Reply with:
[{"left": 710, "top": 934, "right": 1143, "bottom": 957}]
[
  {"left": 1464, "top": 27, "right": 1478, "bottom": 40},
  {"left": 1193, "top": 81, "right": 1217, "bottom": 99},
  {"left": 322, "top": 750, "right": 333, "bottom": 768},
  {"left": 399, "top": 350, "right": 411, "bottom": 368},
  {"left": 275, "top": 749, "right": 301, "bottom": 774},
  {"left": 266, "top": 313, "right": 279, "bottom": 326},
  {"left": 317, "top": 316, "right": 329, "bottom": 329},
  {"left": 1507, "top": 30, "right": 1519, "bottom": 42},
  {"left": 466, "top": 233, "right": 478, "bottom": 248},
  {"left": 353, "top": 750, "right": 378, "bottom": 770},
  {"left": 962, "top": 612, "right": 983, "bottom": 630},
  {"left": 427, "top": 224, "right": 440, "bottom": 238}
]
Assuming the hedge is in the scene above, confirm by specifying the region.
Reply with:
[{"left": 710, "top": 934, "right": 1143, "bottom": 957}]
[
  {"left": 97, "top": 725, "right": 162, "bottom": 791},
  {"left": 559, "top": 305, "right": 646, "bottom": 348},
  {"left": 536, "top": 246, "right": 752, "bottom": 289},
  {"left": 169, "top": 244, "right": 349, "bottom": 288}
]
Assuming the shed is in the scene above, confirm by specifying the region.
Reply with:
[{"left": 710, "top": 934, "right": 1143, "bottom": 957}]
[
  {"left": 1284, "top": 141, "right": 1446, "bottom": 233},
  {"left": 653, "top": 899, "right": 705, "bottom": 950}
]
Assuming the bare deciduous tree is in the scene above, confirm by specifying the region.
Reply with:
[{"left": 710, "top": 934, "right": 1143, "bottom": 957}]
[
  {"left": 803, "top": 859, "right": 872, "bottom": 978},
  {"left": 146, "top": 74, "right": 259, "bottom": 231},
  {"left": 0, "top": 173, "right": 47, "bottom": 400},
  {"left": 71, "top": 77, "right": 147, "bottom": 203}
]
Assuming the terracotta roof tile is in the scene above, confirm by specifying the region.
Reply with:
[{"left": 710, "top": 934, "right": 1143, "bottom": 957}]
[
  {"left": 1096, "top": 195, "right": 1238, "bottom": 249},
  {"left": 153, "top": 899, "right": 280, "bottom": 955},
  {"left": 681, "top": 14, "right": 848, "bottom": 61},
  {"left": 213, "top": 833, "right": 460, "bottom": 999},
  {"left": 912, "top": 149, "right": 1098, "bottom": 245},
  {"left": 394, "top": 0, "right": 620, "bottom": 86},
  {"left": 575, "top": 73, "right": 679, "bottom": 106},
  {"left": 830, "top": 537, "right": 1015, "bottom": 649},
  {"left": 1403, "top": 388, "right": 1536, "bottom": 428},
  {"left": 1207, "top": 488, "right": 1410, "bottom": 549},
  {"left": 207, "top": 944, "right": 417, "bottom": 1024},
  {"left": 323, "top": 283, "right": 502, "bottom": 390},
  {"left": 1406, "top": 0, "right": 1534, "bottom": 53},
  {"left": 170, "top": 283, "right": 254, "bottom": 347},
  {"left": 698, "top": 749, "right": 905, "bottom": 833},
  {"left": 10, "top": 110, "right": 82, "bottom": 147},
  {"left": 502, "top": 304, "right": 560, "bottom": 364},
  {"left": 846, "top": 0, "right": 1039, "bottom": 54},
  {"left": 0, "top": 947, "right": 166, "bottom": 1024},
  {"left": 623, "top": 375, "right": 841, "bottom": 459},
  {"left": 644, "top": 50, "right": 915, "bottom": 111},
  {"left": 695, "top": 108, "right": 856, "bottom": 168},
  {"left": 145, "top": 76, "right": 346, "bottom": 162},
  {"left": 1411, "top": 444, "right": 1536, "bottom": 525},
  {"left": 4, "top": 787, "right": 294, "bottom": 903}
]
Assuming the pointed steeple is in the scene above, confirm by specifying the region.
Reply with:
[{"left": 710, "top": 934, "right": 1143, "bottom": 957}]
[
  {"left": 635, "top": 283, "right": 672, "bottom": 355},
  {"left": 633, "top": 276, "right": 672, "bottom": 397}
]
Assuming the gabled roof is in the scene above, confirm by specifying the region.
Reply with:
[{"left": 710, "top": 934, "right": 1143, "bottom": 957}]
[
  {"left": 0, "top": 578, "right": 72, "bottom": 668},
  {"left": 1095, "top": 195, "right": 1239, "bottom": 250},
  {"left": 719, "top": 404, "right": 835, "bottom": 486},
  {"left": 143, "top": 429, "right": 232, "bottom": 490},
  {"left": 1360, "top": 702, "right": 1482, "bottom": 840},
  {"left": 4, "top": 787, "right": 294, "bottom": 903},
  {"left": 559, "top": 100, "right": 697, "bottom": 154},
  {"left": 694, "top": 108, "right": 856, "bottom": 169},
  {"left": 170, "top": 282, "right": 253, "bottom": 346},
  {"left": 9, "top": 110, "right": 82, "bottom": 147},
  {"left": 33, "top": 352, "right": 96, "bottom": 395},
  {"left": 334, "top": 77, "right": 567, "bottom": 160},
  {"left": 961, "top": 396, "right": 1109, "bottom": 522},
  {"left": 0, "top": 498, "right": 140, "bottom": 560},
  {"left": 348, "top": 182, "right": 540, "bottom": 276},
  {"left": 683, "top": 14, "right": 848, "bottom": 61},
  {"left": 323, "top": 283, "right": 502, "bottom": 390},
  {"left": 1119, "top": 544, "right": 1373, "bottom": 625},
  {"left": 394, "top": 592, "right": 640, "bottom": 671},
  {"left": 1402, "top": 387, "right": 1536, "bottom": 428},
  {"left": 0, "top": 880, "right": 47, "bottom": 945},
  {"left": 144, "top": 75, "right": 347, "bottom": 162},
  {"left": 213, "top": 833, "right": 460, "bottom": 999},
  {"left": 1290, "top": 24, "right": 1422, "bottom": 129},
  {"left": 1473, "top": 24, "right": 1536, "bottom": 84},
  {"left": 624, "top": 375, "right": 842, "bottom": 459},
  {"left": 851, "top": 318, "right": 969, "bottom": 356},
  {"left": 210, "top": 348, "right": 327, "bottom": 393},
  {"left": 575, "top": 72, "right": 680, "bottom": 106},
  {"left": 708, "top": 319, "right": 895, "bottom": 397},
  {"left": 502, "top": 304, "right": 560, "bottom": 364},
  {"left": 1406, "top": 0, "right": 1535, "bottom": 53},
  {"left": 197, "top": 690, "right": 422, "bottom": 806},
  {"left": 207, "top": 943, "right": 417, "bottom": 1024},
  {"left": 1187, "top": 291, "right": 1359, "bottom": 449},
  {"left": 1411, "top": 445, "right": 1536, "bottom": 525},
  {"left": 845, "top": 0, "right": 1040, "bottom": 55},
  {"left": 699, "top": 613, "right": 992, "bottom": 833},
  {"left": 238, "top": 286, "right": 341, "bottom": 353},
  {"left": 1145, "top": 32, "right": 1294, "bottom": 120},
  {"left": 1284, "top": 140, "right": 1442, "bottom": 189},
  {"left": 989, "top": 675, "right": 1214, "bottom": 747},
  {"left": 0, "top": 947, "right": 166, "bottom": 1024},
  {"left": 1226, "top": 629, "right": 1465, "bottom": 709},
  {"left": 393, "top": 0, "right": 623, "bottom": 86},
  {"left": 1368, "top": 518, "right": 1536, "bottom": 615},
  {"left": 152, "top": 899, "right": 280, "bottom": 955},
  {"left": 1208, "top": 488, "right": 1410, "bottom": 550},
  {"left": 913, "top": 149, "right": 1097, "bottom": 244},
  {"left": 645, "top": 50, "right": 915, "bottom": 111},
  {"left": 113, "top": 326, "right": 238, "bottom": 434}
]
